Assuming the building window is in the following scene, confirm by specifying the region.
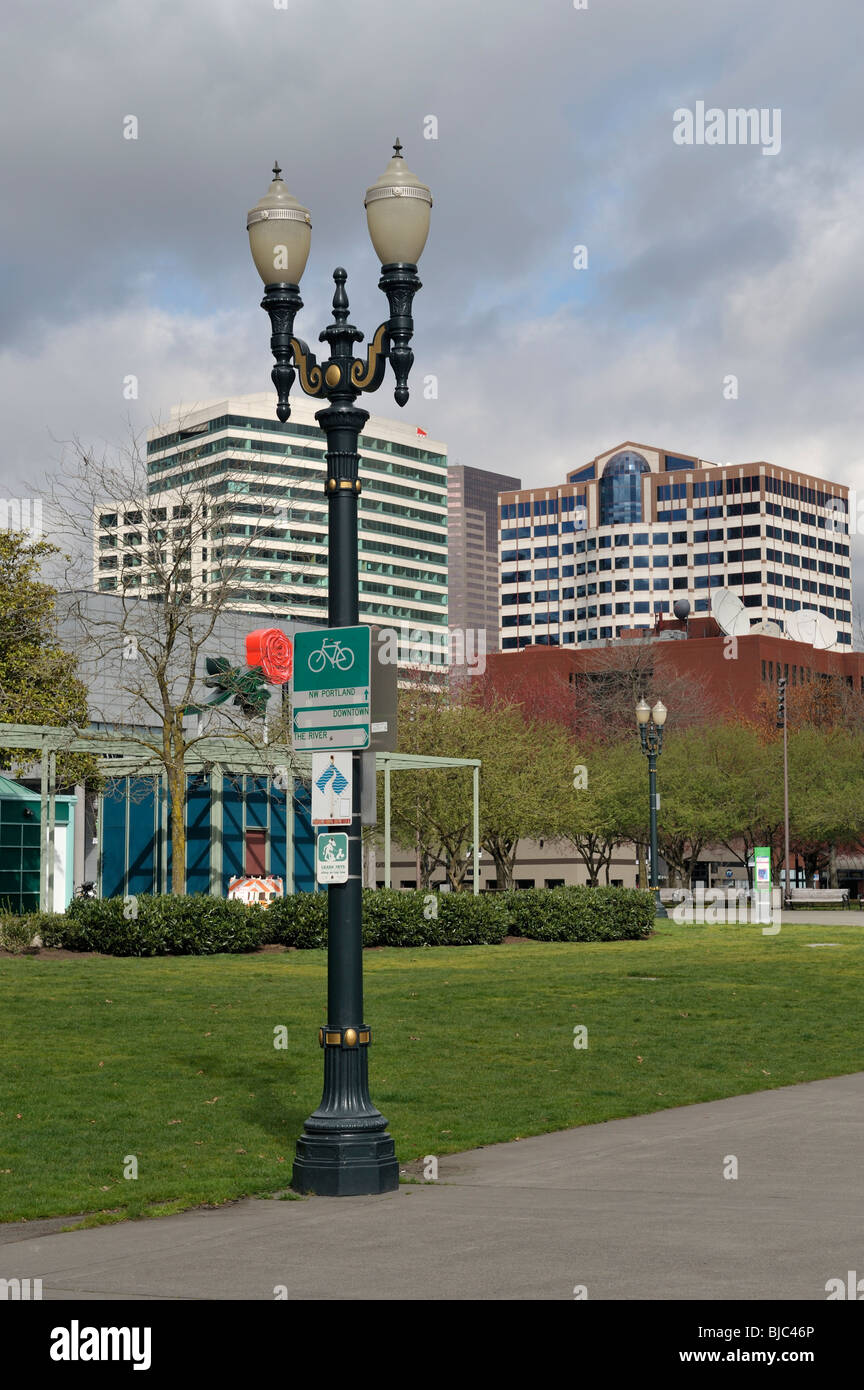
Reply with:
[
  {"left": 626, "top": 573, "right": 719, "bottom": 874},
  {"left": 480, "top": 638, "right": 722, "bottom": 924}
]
[{"left": 599, "top": 450, "right": 649, "bottom": 525}]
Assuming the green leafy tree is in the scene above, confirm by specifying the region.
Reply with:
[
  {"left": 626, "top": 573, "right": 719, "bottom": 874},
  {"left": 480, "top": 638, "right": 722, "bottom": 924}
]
[
  {"left": 0, "top": 532, "right": 97, "bottom": 787},
  {"left": 391, "top": 690, "right": 573, "bottom": 890},
  {"left": 388, "top": 683, "right": 473, "bottom": 888},
  {"left": 562, "top": 739, "right": 645, "bottom": 886},
  {"left": 788, "top": 726, "right": 864, "bottom": 885},
  {"left": 476, "top": 707, "right": 573, "bottom": 890},
  {"left": 712, "top": 726, "right": 783, "bottom": 886},
  {"left": 654, "top": 724, "right": 752, "bottom": 887}
]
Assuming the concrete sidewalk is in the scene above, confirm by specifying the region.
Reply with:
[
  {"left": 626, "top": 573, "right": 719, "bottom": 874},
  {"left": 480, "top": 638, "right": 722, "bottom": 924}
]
[
  {"left": 3, "top": 1072, "right": 863, "bottom": 1300},
  {"left": 779, "top": 909, "right": 864, "bottom": 926},
  {"left": 664, "top": 908, "right": 864, "bottom": 927}
]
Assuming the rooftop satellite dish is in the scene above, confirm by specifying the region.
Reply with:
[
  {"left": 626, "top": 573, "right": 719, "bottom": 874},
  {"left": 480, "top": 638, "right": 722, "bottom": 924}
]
[
  {"left": 711, "top": 586, "right": 750, "bottom": 638},
  {"left": 785, "top": 607, "right": 838, "bottom": 649},
  {"left": 813, "top": 612, "right": 838, "bottom": 649},
  {"left": 672, "top": 598, "right": 691, "bottom": 621},
  {"left": 749, "top": 620, "right": 783, "bottom": 638}
]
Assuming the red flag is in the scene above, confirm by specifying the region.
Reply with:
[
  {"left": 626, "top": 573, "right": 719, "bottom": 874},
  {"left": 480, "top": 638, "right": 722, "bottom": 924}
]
[{"left": 416, "top": 427, "right": 427, "bottom": 438}]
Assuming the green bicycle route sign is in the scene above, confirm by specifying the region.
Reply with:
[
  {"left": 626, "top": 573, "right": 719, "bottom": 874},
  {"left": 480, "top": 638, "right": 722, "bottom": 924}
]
[{"left": 291, "top": 626, "right": 371, "bottom": 750}]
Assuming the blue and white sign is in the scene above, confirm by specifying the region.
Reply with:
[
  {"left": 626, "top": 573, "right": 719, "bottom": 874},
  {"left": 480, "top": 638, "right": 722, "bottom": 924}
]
[{"left": 311, "top": 752, "right": 353, "bottom": 827}]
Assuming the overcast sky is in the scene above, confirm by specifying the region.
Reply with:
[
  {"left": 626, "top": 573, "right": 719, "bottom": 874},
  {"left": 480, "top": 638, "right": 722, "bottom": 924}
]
[{"left": 3, "top": 0, "right": 864, "bottom": 627}]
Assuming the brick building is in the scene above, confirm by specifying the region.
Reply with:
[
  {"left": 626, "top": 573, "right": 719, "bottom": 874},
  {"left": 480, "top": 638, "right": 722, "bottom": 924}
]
[{"left": 485, "top": 616, "right": 864, "bottom": 720}]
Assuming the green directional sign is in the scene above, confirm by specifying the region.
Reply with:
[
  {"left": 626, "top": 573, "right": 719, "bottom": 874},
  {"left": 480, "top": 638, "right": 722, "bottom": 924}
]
[{"left": 291, "top": 626, "right": 371, "bottom": 750}]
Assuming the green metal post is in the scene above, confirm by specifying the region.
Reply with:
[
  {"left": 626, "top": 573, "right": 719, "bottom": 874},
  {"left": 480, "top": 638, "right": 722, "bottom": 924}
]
[
  {"left": 39, "top": 744, "right": 49, "bottom": 912},
  {"left": 472, "top": 764, "right": 480, "bottom": 895},
  {"left": 210, "top": 764, "right": 223, "bottom": 897},
  {"left": 290, "top": 270, "right": 401, "bottom": 1196},
  {"left": 384, "top": 758, "right": 391, "bottom": 890},
  {"left": 286, "top": 776, "right": 294, "bottom": 895},
  {"left": 47, "top": 750, "right": 57, "bottom": 911},
  {"left": 639, "top": 719, "right": 668, "bottom": 920}
]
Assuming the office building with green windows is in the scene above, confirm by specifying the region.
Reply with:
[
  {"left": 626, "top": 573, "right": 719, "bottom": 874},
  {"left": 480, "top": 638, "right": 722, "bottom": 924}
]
[{"left": 94, "top": 393, "right": 448, "bottom": 665}]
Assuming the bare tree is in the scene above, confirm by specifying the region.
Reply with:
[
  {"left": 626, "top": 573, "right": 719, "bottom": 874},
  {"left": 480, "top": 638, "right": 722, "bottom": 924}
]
[
  {"left": 475, "top": 639, "right": 717, "bottom": 743},
  {"left": 571, "top": 640, "right": 718, "bottom": 741},
  {"left": 39, "top": 422, "right": 302, "bottom": 893}
]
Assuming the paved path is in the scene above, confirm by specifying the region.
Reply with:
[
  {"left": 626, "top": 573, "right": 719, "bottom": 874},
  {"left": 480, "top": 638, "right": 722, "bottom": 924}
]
[
  {"left": 779, "top": 909, "right": 864, "bottom": 925},
  {"left": 3, "top": 1072, "right": 862, "bottom": 1300},
  {"left": 662, "top": 908, "right": 864, "bottom": 927}
]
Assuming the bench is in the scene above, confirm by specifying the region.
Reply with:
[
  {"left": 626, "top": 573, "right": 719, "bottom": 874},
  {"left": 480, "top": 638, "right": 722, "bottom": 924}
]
[{"left": 785, "top": 888, "right": 850, "bottom": 909}]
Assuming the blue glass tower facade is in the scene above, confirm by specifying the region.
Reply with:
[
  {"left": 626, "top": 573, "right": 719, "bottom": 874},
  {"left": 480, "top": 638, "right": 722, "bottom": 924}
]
[{"left": 599, "top": 450, "right": 651, "bottom": 526}]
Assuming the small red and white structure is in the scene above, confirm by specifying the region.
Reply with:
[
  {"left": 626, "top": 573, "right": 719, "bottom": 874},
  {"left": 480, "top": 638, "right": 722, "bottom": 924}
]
[{"left": 227, "top": 875, "right": 284, "bottom": 906}]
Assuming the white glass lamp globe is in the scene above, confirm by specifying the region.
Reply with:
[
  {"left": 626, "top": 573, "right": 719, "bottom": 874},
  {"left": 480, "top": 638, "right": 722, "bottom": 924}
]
[
  {"left": 364, "top": 140, "right": 432, "bottom": 265},
  {"left": 247, "top": 163, "right": 311, "bottom": 286}
]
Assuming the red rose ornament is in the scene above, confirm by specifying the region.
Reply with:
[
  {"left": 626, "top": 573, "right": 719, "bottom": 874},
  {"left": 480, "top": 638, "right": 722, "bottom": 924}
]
[{"left": 246, "top": 628, "right": 293, "bottom": 685}]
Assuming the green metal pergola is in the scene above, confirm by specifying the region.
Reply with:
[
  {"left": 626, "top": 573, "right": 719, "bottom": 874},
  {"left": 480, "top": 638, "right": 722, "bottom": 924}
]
[
  {"left": 377, "top": 752, "right": 481, "bottom": 894},
  {"left": 0, "top": 724, "right": 481, "bottom": 907}
]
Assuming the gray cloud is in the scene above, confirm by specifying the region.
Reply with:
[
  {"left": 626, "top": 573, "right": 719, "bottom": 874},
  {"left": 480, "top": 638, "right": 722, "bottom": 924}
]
[{"left": 3, "top": 0, "right": 864, "bottom": 623}]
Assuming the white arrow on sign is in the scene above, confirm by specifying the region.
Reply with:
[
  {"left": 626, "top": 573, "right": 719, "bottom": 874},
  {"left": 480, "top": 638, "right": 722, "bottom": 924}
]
[
  {"left": 294, "top": 706, "right": 367, "bottom": 728},
  {"left": 295, "top": 727, "right": 369, "bottom": 748}
]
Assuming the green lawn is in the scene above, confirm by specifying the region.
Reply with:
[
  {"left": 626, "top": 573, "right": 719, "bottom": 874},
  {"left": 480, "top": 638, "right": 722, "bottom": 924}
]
[{"left": 1, "top": 920, "right": 862, "bottom": 1224}]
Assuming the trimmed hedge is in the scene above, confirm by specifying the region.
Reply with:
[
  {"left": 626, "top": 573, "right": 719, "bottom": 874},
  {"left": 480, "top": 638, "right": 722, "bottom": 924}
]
[
  {"left": 39, "top": 894, "right": 262, "bottom": 957},
  {"left": 262, "top": 888, "right": 508, "bottom": 948},
  {"left": 24, "top": 884, "right": 654, "bottom": 956},
  {"left": 264, "top": 892, "right": 327, "bottom": 949},
  {"left": 502, "top": 886, "right": 654, "bottom": 942},
  {"left": 363, "top": 888, "right": 509, "bottom": 947}
]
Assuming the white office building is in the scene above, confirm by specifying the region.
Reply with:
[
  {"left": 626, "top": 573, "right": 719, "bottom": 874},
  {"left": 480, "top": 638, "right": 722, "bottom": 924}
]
[
  {"left": 498, "top": 441, "right": 852, "bottom": 649},
  {"left": 94, "top": 393, "right": 448, "bottom": 663}
]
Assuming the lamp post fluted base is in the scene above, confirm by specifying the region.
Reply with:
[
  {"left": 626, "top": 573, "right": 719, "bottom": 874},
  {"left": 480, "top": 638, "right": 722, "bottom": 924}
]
[{"left": 291, "top": 1034, "right": 399, "bottom": 1196}]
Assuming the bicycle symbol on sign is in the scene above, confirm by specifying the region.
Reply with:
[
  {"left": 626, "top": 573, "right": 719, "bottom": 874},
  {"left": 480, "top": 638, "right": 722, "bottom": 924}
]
[{"left": 308, "top": 638, "right": 355, "bottom": 674}]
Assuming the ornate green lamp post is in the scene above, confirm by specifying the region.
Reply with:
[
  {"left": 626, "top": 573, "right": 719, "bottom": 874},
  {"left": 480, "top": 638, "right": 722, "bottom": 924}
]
[
  {"left": 246, "top": 143, "right": 432, "bottom": 1195},
  {"left": 636, "top": 698, "right": 668, "bottom": 919}
]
